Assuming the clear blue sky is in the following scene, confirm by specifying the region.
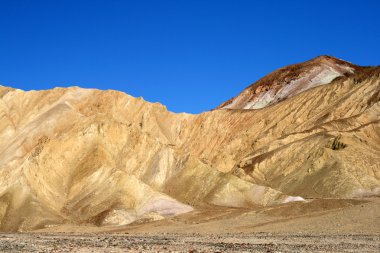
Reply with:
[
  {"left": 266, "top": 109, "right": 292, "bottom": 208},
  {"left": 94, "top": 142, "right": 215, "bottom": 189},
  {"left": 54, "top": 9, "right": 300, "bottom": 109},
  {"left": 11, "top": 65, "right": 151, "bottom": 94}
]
[{"left": 1, "top": 1, "right": 379, "bottom": 113}]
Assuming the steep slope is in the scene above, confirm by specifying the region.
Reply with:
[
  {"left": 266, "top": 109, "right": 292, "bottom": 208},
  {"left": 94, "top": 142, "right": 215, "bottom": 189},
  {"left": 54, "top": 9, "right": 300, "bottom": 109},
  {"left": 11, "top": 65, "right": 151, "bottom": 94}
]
[
  {"left": 199, "top": 67, "right": 380, "bottom": 197},
  {"left": 0, "top": 87, "right": 296, "bottom": 232},
  {"left": 217, "top": 55, "right": 362, "bottom": 109},
  {"left": 0, "top": 57, "right": 379, "bottom": 232}
]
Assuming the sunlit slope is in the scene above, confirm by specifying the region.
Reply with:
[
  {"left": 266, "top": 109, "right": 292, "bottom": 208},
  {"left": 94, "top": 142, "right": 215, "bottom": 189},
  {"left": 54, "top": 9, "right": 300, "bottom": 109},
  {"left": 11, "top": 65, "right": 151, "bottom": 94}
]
[
  {"left": 191, "top": 67, "right": 380, "bottom": 197},
  {"left": 0, "top": 87, "right": 293, "bottom": 231},
  {"left": 0, "top": 60, "right": 378, "bottom": 232}
]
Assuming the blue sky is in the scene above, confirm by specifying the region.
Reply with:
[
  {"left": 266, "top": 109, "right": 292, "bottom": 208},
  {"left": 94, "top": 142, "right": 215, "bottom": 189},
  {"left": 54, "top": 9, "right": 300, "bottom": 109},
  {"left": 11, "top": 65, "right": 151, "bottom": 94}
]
[{"left": 1, "top": 1, "right": 379, "bottom": 113}]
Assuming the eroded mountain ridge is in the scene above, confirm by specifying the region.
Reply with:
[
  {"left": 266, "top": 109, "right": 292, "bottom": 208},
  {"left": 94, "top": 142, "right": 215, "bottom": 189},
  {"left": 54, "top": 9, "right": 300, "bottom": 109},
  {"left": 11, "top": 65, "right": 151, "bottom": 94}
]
[{"left": 0, "top": 56, "right": 379, "bottom": 231}]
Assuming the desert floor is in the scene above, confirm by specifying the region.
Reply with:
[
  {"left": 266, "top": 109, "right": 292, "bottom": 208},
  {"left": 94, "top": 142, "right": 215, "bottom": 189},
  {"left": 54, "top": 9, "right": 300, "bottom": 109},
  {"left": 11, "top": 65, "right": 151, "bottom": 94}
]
[{"left": 1, "top": 198, "right": 379, "bottom": 252}]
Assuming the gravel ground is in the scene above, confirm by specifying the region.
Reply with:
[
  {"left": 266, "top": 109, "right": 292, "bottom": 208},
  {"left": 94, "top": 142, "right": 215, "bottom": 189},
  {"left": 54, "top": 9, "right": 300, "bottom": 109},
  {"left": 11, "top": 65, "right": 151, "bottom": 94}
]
[{"left": 0, "top": 232, "right": 379, "bottom": 252}]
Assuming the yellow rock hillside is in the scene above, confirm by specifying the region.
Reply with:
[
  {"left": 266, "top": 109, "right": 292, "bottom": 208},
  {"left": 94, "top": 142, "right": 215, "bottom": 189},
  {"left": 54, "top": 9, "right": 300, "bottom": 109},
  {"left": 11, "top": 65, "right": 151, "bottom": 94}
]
[{"left": 0, "top": 59, "right": 379, "bottom": 232}]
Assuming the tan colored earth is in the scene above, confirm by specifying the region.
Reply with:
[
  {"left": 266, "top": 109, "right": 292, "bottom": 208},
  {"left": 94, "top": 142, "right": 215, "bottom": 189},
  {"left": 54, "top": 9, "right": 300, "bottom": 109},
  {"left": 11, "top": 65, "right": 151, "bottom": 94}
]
[
  {"left": 0, "top": 198, "right": 379, "bottom": 252},
  {"left": 0, "top": 56, "right": 379, "bottom": 251}
]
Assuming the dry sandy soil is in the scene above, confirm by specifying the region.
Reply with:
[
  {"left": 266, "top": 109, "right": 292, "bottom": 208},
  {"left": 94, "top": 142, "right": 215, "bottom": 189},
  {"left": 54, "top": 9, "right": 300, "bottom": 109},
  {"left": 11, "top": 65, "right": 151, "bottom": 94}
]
[
  {"left": 1, "top": 198, "right": 379, "bottom": 252},
  {"left": 1, "top": 232, "right": 379, "bottom": 252}
]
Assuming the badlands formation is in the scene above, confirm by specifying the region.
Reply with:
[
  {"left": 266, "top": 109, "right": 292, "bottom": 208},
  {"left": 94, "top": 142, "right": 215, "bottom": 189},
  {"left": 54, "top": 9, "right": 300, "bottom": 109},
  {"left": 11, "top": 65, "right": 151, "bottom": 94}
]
[{"left": 0, "top": 55, "right": 379, "bottom": 233}]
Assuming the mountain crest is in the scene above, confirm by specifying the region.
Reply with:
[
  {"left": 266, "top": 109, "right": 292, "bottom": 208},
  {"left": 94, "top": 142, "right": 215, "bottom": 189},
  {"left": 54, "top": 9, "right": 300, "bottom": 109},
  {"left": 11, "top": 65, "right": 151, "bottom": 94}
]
[{"left": 217, "top": 55, "right": 361, "bottom": 110}]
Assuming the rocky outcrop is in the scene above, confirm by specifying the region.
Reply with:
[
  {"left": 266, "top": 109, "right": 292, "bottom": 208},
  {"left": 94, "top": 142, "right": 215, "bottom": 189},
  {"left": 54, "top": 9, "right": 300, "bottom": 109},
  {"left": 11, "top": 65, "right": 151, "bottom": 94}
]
[
  {"left": 216, "top": 56, "right": 363, "bottom": 109},
  {"left": 0, "top": 57, "right": 379, "bottom": 232}
]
